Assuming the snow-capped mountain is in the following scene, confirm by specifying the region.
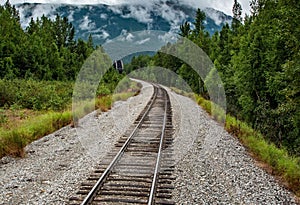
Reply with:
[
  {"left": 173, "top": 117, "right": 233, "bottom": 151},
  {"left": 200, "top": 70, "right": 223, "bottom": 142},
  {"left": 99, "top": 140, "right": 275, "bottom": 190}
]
[{"left": 16, "top": 2, "right": 232, "bottom": 45}]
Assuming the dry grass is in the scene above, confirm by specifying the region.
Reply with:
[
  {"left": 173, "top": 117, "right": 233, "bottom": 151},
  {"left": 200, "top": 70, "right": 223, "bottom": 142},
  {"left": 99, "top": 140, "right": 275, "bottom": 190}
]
[{"left": 0, "top": 111, "right": 72, "bottom": 157}]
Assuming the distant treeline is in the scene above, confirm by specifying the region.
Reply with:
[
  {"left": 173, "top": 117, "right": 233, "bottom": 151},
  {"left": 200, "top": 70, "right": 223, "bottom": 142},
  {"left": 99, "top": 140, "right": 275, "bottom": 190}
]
[
  {"left": 126, "top": 0, "right": 300, "bottom": 156},
  {"left": 0, "top": 1, "right": 127, "bottom": 109},
  {"left": 0, "top": 0, "right": 95, "bottom": 80}
]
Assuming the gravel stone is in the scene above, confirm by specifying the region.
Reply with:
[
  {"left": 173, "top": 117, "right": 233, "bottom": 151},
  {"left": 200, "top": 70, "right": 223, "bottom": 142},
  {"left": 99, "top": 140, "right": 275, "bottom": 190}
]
[
  {"left": 167, "top": 89, "right": 298, "bottom": 204},
  {"left": 0, "top": 81, "right": 298, "bottom": 204},
  {"left": 0, "top": 80, "right": 153, "bottom": 205}
]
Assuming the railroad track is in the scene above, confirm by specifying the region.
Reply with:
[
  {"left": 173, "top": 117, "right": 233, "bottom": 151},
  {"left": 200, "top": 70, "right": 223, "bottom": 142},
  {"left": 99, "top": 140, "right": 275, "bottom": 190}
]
[{"left": 70, "top": 84, "right": 175, "bottom": 205}]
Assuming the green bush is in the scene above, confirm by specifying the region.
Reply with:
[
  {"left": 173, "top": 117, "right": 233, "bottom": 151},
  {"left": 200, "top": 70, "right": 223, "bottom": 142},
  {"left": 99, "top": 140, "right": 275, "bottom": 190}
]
[{"left": 0, "top": 79, "right": 73, "bottom": 111}]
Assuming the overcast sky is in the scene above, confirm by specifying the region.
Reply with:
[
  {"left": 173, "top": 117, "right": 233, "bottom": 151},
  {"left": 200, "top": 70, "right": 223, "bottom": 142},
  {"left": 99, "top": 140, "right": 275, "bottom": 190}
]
[{"left": 1, "top": 0, "right": 250, "bottom": 16}]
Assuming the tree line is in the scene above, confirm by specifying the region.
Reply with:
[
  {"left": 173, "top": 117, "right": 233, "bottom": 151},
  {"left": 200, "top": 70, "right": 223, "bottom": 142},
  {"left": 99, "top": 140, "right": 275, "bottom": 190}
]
[
  {"left": 0, "top": 0, "right": 94, "bottom": 80},
  {"left": 0, "top": 1, "right": 126, "bottom": 111},
  {"left": 126, "top": 0, "right": 299, "bottom": 156}
]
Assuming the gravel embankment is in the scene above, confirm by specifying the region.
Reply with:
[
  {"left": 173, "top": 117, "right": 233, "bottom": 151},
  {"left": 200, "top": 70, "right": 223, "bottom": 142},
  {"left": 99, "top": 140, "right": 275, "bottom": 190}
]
[
  {"left": 167, "top": 89, "right": 298, "bottom": 204},
  {"left": 0, "top": 81, "right": 298, "bottom": 204},
  {"left": 0, "top": 80, "right": 153, "bottom": 205}
]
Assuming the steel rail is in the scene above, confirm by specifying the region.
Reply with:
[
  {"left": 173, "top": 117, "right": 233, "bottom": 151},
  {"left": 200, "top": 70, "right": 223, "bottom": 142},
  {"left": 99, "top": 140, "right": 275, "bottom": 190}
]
[
  {"left": 148, "top": 88, "right": 168, "bottom": 205},
  {"left": 80, "top": 85, "right": 159, "bottom": 205}
]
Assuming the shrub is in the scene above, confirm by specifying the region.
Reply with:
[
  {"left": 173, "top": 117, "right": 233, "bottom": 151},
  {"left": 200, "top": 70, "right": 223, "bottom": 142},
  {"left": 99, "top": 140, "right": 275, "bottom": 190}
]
[{"left": 0, "top": 79, "right": 73, "bottom": 111}]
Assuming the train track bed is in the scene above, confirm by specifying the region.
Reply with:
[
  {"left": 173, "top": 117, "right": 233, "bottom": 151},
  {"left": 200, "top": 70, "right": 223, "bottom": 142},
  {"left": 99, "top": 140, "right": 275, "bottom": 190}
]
[
  {"left": 70, "top": 85, "right": 175, "bottom": 205},
  {"left": 0, "top": 81, "right": 154, "bottom": 204},
  {"left": 1, "top": 81, "right": 297, "bottom": 204}
]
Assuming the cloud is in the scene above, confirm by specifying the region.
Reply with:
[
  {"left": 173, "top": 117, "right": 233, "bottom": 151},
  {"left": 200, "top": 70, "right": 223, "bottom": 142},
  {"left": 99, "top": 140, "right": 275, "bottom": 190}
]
[
  {"left": 90, "top": 27, "right": 110, "bottom": 39},
  {"left": 204, "top": 8, "right": 230, "bottom": 26},
  {"left": 121, "top": 5, "right": 153, "bottom": 24},
  {"left": 4, "top": 0, "right": 251, "bottom": 16},
  {"left": 67, "top": 10, "right": 75, "bottom": 21},
  {"left": 108, "top": 1, "right": 188, "bottom": 31},
  {"left": 17, "top": 4, "right": 58, "bottom": 28},
  {"left": 158, "top": 31, "right": 177, "bottom": 43},
  {"left": 135, "top": 37, "right": 150, "bottom": 45},
  {"left": 100, "top": 13, "right": 107, "bottom": 19},
  {"left": 158, "top": 2, "right": 188, "bottom": 31},
  {"left": 108, "top": 4, "right": 122, "bottom": 14},
  {"left": 92, "top": 30, "right": 110, "bottom": 39},
  {"left": 179, "top": 0, "right": 250, "bottom": 16},
  {"left": 79, "top": 15, "right": 96, "bottom": 30},
  {"left": 120, "top": 29, "right": 134, "bottom": 42}
]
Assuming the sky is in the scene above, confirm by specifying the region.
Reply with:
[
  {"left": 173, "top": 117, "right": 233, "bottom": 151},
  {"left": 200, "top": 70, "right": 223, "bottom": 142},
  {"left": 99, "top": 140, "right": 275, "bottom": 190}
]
[{"left": 1, "top": 0, "right": 250, "bottom": 16}]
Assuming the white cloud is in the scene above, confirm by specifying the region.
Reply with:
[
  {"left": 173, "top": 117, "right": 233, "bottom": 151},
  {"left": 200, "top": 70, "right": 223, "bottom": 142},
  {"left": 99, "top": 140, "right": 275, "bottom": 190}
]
[
  {"left": 93, "top": 30, "right": 109, "bottom": 39},
  {"left": 4, "top": 0, "right": 250, "bottom": 17},
  {"left": 158, "top": 2, "right": 187, "bottom": 31},
  {"left": 205, "top": 8, "right": 225, "bottom": 26},
  {"left": 158, "top": 31, "right": 177, "bottom": 43},
  {"left": 120, "top": 29, "right": 134, "bottom": 42},
  {"left": 101, "top": 30, "right": 110, "bottom": 38},
  {"left": 68, "top": 10, "right": 74, "bottom": 21},
  {"left": 125, "top": 33, "right": 134, "bottom": 41},
  {"left": 180, "top": 0, "right": 250, "bottom": 16},
  {"left": 136, "top": 37, "right": 150, "bottom": 45},
  {"left": 121, "top": 5, "right": 153, "bottom": 24},
  {"left": 160, "top": 3, "right": 176, "bottom": 22},
  {"left": 100, "top": 13, "right": 107, "bottom": 19},
  {"left": 17, "top": 4, "right": 58, "bottom": 28},
  {"left": 79, "top": 15, "right": 96, "bottom": 30},
  {"left": 108, "top": 5, "right": 122, "bottom": 14}
]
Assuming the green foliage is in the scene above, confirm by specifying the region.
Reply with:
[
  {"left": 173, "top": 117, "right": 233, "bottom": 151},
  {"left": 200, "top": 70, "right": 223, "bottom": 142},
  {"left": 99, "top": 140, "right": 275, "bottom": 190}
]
[
  {"left": 0, "top": 2, "right": 94, "bottom": 80},
  {"left": 229, "top": 0, "right": 300, "bottom": 156},
  {"left": 124, "top": 55, "right": 153, "bottom": 73},
  {"left": 0, "top": 79, "right": 73, "bottom": 111},
  {"left": 195, "top": 96, "right": 300, "bottom": 195},
  {"left": 179, "top": 21, "right": 191, "bottom": 37},
  {"left": 167, "top": 0, "right": 300, "bottom": 157},
  {"left": 125, "top": 1, "right": 299, "bottom": 156},
  {"left": 232, "top": 0, "right": 243, "bottom": 32},
  {"left": 125, "top": 1, "right": 300, "bottom": 191},
  {"left": 193, "top": 8, "right": 206, "bottom": 35},
  {"left": 0, "top": 1, "right": 134, "bottom": 160}
]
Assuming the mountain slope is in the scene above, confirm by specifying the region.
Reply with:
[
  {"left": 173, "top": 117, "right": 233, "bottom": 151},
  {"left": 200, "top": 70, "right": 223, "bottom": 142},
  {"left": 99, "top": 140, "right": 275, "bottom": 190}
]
[{"left": 16, "top": 2, "right": 232, "bottom": 45}]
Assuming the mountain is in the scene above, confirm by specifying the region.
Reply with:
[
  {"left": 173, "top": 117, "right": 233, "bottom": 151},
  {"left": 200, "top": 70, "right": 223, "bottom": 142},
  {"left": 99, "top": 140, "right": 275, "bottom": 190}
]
[{"left": 16, "top": 2, "right": 232, "bottom": 45}]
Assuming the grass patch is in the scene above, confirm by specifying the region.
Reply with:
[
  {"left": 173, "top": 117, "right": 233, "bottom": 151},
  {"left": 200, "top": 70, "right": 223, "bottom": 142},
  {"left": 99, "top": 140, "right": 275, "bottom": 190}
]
[
  {"left": 0, "top": 111, "right": 72, "bottom": 157},
  {"left": 96, "top": 95, "right": 113, "bottom": 112},
  {"left": 198, "top": 95, "right": 300, "bottom": 196},
  {"left": 0, "top": 79, "right": 142, "bottom": 158}
]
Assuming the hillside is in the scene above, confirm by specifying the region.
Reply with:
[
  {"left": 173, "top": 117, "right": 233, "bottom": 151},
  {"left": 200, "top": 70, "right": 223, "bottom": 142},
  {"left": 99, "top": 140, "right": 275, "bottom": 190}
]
[{"left": 16, "top": 2, "right": 232, "bottom": 45}]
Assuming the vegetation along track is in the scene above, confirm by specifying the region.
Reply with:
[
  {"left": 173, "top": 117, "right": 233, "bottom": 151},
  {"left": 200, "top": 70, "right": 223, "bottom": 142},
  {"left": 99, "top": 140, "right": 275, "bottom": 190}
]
[{"left": 70, "top": 84, "right": 175, "bottom": 205}]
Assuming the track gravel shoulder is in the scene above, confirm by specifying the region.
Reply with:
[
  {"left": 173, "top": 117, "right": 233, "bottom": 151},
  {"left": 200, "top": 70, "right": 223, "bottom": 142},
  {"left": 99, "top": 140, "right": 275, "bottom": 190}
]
[
  {"left": 167, "top": 89, "right": 298, "bottom": 204},
  {"left": 0, "top": 82, "right": 298, "bottom": 204},
  {"left": 0, "top": 80, "right": 153, "bottom": 205}
]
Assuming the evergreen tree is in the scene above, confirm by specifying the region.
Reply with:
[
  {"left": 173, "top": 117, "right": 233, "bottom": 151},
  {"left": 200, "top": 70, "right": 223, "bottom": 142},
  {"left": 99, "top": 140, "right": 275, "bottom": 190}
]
[
  {"left": 232, "top": 0, "right": 243, "bottom": 33},
  {"left": 179, "top": 21, "right": 191, "bottom": 37},
  {"left": 193, "top": 8, "right": 206, "bottom": 36},
  {"left": 0, "top": 1, "right": 95, "bottom": 80}
]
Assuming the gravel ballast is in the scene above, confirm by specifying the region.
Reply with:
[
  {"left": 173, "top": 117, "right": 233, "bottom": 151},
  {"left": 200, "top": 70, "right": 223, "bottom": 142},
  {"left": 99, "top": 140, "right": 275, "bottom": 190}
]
[
  {"left": 0, "top": 81, "right": 153, "bottom": 204},
  {"left": 167, "top": 89, "right": 298, "bottom": 204},
  {"left": 0, "top": 82, "right": 298, "bottom": 204}
]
